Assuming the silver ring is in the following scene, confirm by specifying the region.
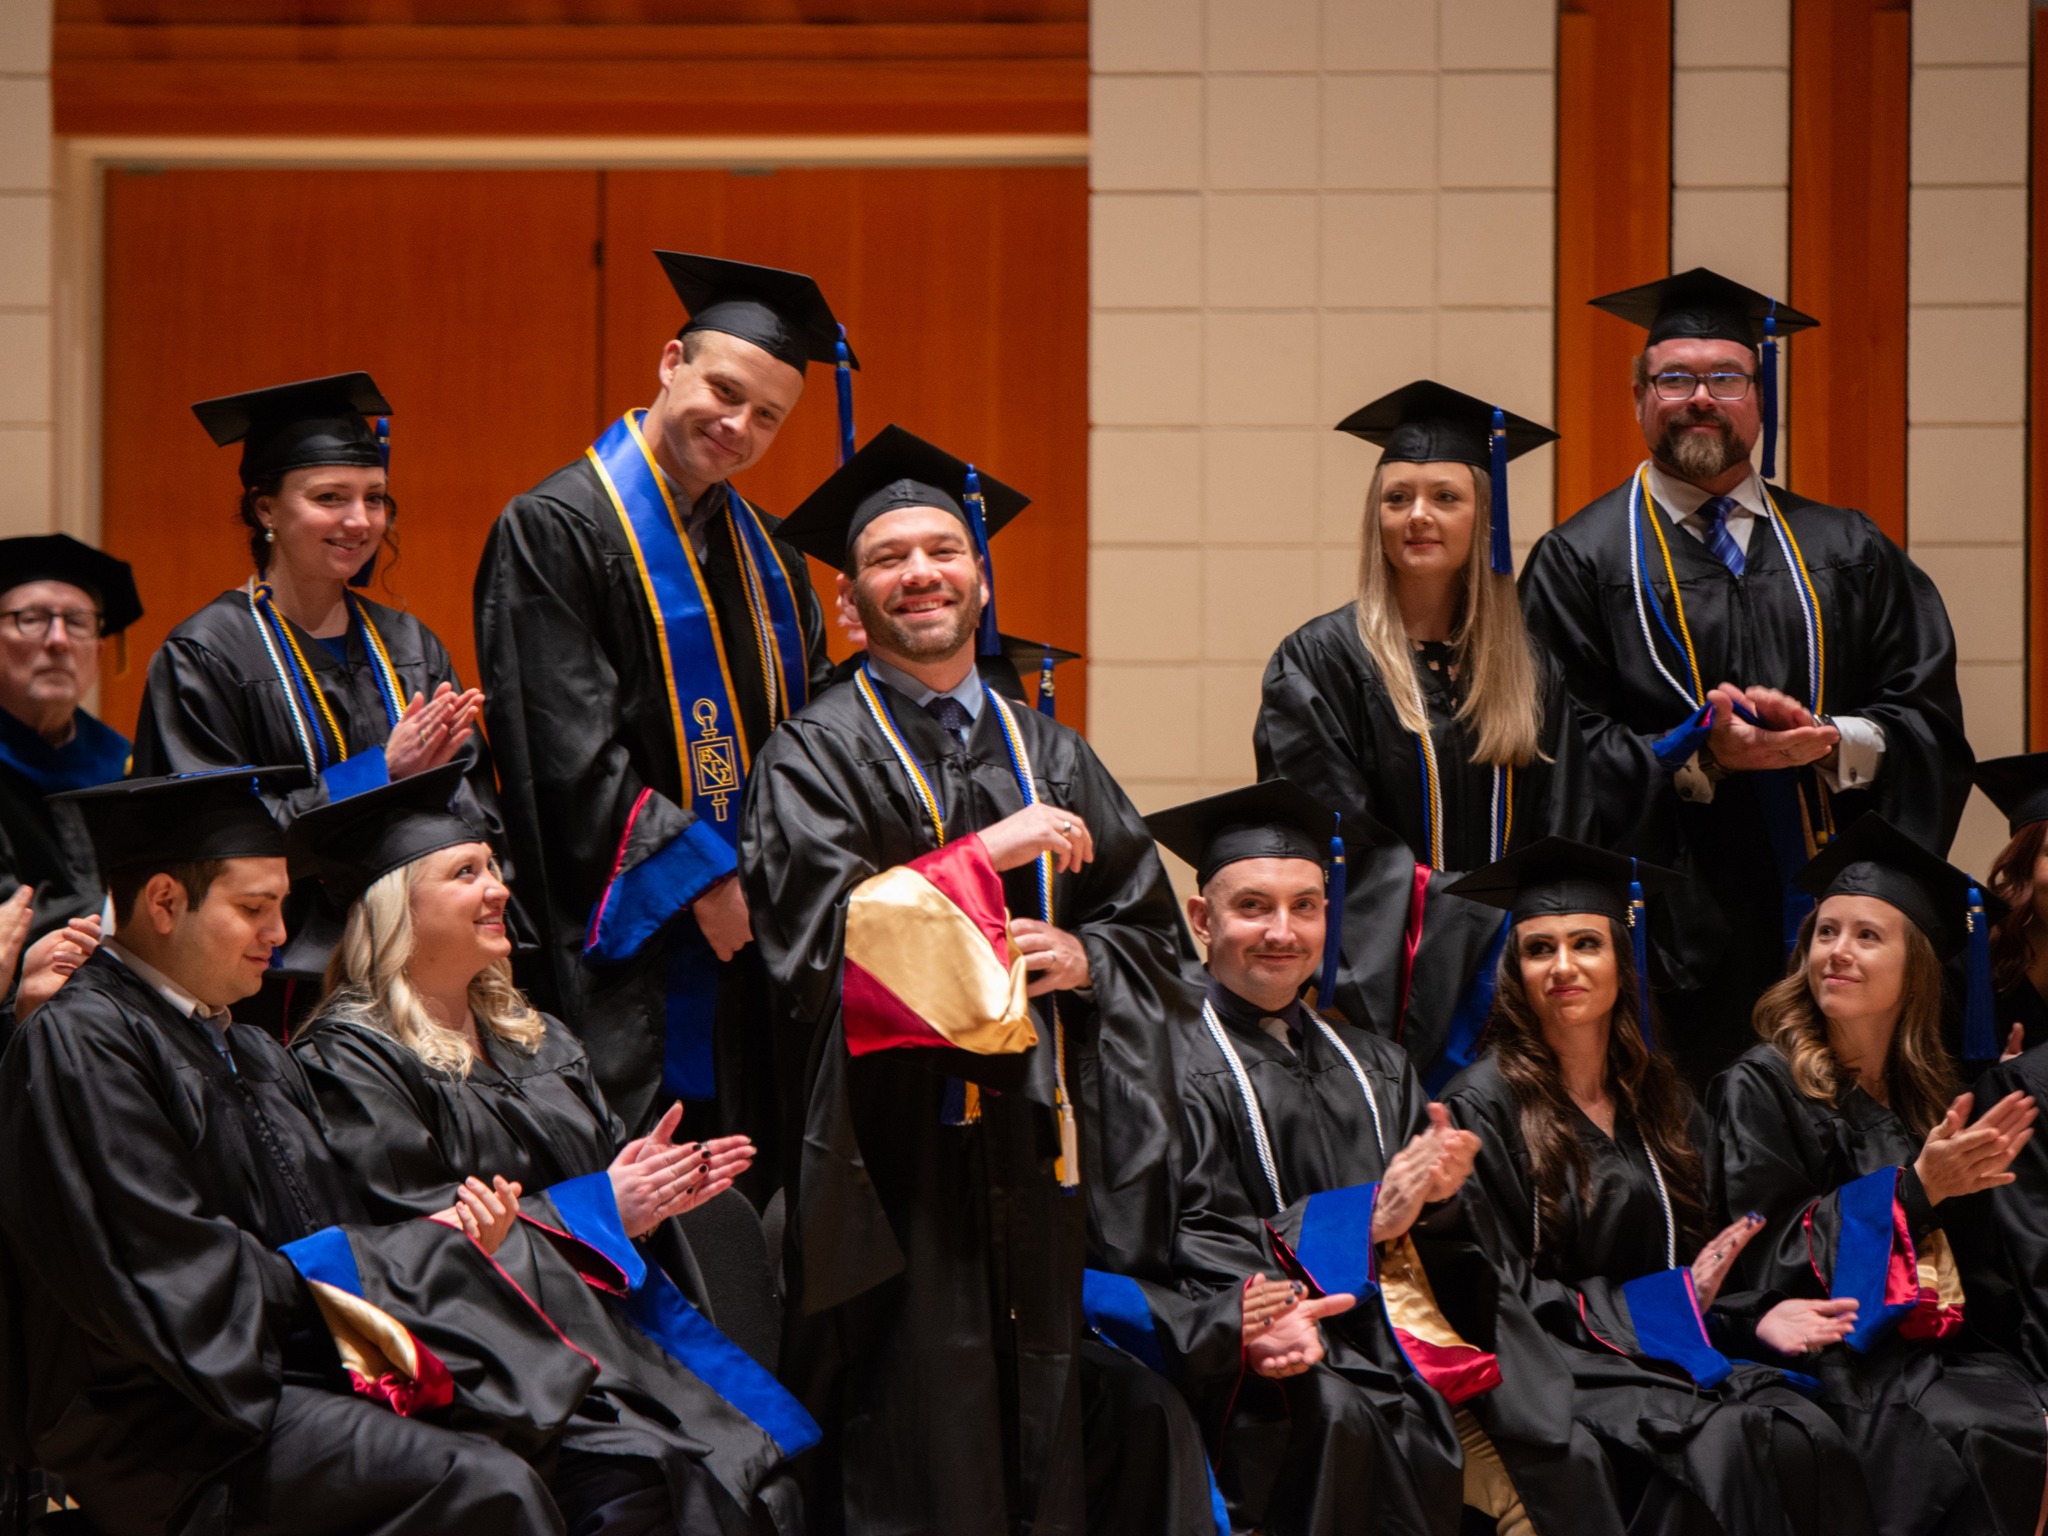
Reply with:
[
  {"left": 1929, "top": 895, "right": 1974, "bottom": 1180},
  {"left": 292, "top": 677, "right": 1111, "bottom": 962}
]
[{"left": 1057, "top": 820, "right": 1072, "bottom": 834}]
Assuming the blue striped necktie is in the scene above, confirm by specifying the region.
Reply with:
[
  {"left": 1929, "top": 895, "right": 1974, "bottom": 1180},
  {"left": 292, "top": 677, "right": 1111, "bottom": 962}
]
[{"left": 1698, "top": 495, "right": 1747, "bottom": 577}]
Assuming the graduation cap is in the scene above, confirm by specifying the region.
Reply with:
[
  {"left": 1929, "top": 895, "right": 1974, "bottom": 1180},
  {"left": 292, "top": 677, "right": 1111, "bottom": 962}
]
[
  {"left": 284, "top": 761, "right": 487, "bottom": 905},
  {"left": 0, "top": 534, "right": 143, "bottom": 636},
  {"left": 1447, "top": 837, "right": 1680, "bottom": 1048},
  {"left": 1793, "top": 814, "right": 2007, "bottom": 1061},
  {"left": 1335, "top": 380, "right": 1558, "bottom": 578},
  {"left": 1973, "top": 753, "right": 2048, "bottom": 838},
  {"left": 54, "top": 766, "right": 306, "bottom": 874},
  {"left": 980, "top": 633, "right": 1080, "bottom": 719},
  {"left": 1147, "top": 779, "right": 1354, "bottom": 1006},
  {"left": 192, "top": 372, "right": 392, "bottom": 489},
  {"left": 1590, "top": 268, "right": 1819, "bottom": 481}
]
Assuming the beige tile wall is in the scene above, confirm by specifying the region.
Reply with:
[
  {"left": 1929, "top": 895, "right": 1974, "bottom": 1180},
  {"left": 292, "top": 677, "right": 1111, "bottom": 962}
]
[
  {"left": 1906, "top": 0, "right": 2031, "bottom": 878},
  {"left": 0, "top": 0, "right": 52, "bottom": 537},
  {"left": 1089, "top": 0, "right": 1558, "bottom": 845}
]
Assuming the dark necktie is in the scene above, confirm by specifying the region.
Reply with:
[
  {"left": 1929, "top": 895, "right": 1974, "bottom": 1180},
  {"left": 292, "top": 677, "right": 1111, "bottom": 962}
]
[
  {"left": 924, "top": 694, "right": 973, "bottom": 749},
  {"left": 1697, "top": 495, "right": 1747, "bottom": 577}
]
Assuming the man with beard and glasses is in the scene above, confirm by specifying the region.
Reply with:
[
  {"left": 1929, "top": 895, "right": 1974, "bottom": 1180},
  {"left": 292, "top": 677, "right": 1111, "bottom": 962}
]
[
  {"left": 1519, "top": 268, "right": 1968, "bottom": 1082},
  {"left": 743, "top": 427, "right": 1292, "bottom": 1536}
]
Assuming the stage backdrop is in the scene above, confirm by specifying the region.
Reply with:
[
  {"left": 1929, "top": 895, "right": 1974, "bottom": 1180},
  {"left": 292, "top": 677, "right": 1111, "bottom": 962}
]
[{"left": 98, "top": 163, "right": 1089, "bottom": 737}]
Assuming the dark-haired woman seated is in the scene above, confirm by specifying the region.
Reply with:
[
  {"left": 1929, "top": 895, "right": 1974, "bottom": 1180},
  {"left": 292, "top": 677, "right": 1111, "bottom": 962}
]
[
  {"left": 1443, "top": 838, "right": 1874, "bottom": 1536},
  {"left": 287, "top": 766, "right": 811, "bottom": 1536},
  {"left": 1710, "top": 815, "right": 2047, "bottom": 1536}
]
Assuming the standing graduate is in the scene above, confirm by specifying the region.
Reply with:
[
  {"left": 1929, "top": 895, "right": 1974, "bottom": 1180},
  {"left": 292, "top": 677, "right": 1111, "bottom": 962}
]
[
  {"left": 1973, "top": 752, "right": 2048, "bottom": 1050},
  {"left": 287, "top": 767, "right": 814, "bottom": 1536},
  {"left": 1256, "top": 381, "right": 1586, "bottom": 1082},
  {"left": 474, "top": 253, "right": 839, "bottom": 1167},
  {"left": 0, "top": 768, "right": 598, "bottom": 1536},
  {"left": 1443, "top": 838, "right": 1877, "bottom": 1536},
  {"left": 741, "top": 426, "right": 1208, "bottom": 1535},
  {"left": 1148, "top": 782, "right": 1631, "bottom": 1536},
  {"left": 1521, "top": 270, "right": 1969, "bottom": 1083},
  {"left": 132, "top": 373, "right": 500, "bottom": 1003},
  {"left": 1709, "top": 815, "right": 2046, "bottom": 1536}
]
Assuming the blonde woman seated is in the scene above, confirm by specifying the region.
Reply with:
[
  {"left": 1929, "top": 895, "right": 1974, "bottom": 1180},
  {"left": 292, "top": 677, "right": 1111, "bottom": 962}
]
[{"left": 288, "top": 765, "right": 812, "bottom": 1536}]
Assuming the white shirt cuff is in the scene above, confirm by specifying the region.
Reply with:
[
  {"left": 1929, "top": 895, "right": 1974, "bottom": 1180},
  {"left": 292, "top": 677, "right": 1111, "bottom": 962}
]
[
  {"left": 1674, "top": 752, "right": 1717, "bottom": 804},
  {"left": 1819, "top": 715, "right": 1885, "bottom": 792}
]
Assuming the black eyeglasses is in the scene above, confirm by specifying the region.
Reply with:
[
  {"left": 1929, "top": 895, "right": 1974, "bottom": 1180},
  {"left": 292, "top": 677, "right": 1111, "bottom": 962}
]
[
  {"left": 1651, "top": 371, "right": 1755, "bottom": 402},
  {"left": 0, "top": 606, "right": 105, "bottom": 641}
]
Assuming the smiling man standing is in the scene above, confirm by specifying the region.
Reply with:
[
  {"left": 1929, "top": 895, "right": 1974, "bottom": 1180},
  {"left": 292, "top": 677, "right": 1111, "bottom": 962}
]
[
  {"left": 475, "top": 253, "right": 843, "bottom": 1167},
  {"left": 1520, "top": 268, "right": 1969, "bottom": 1081}
]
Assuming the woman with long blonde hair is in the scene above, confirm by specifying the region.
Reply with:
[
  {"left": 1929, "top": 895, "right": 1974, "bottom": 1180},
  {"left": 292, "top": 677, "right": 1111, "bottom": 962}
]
[
  {"left": 286, "top": 766, "right": 810, "bottom": 1536},
  {"left": 1256, "top": 381, "right": 1588, "bottom": 1079},
  {"left": 1710, "top": 815, "right": 2048, "bottom": 1536}
]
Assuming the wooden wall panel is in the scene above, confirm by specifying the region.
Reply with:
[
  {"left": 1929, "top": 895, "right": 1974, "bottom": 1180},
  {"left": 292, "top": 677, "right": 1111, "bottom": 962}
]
[
  {"left": 599, "top": 166, "right": 1090, "bottom": 726},
  {"left": 98, "top": 168, "right": 602, "bottom": 735},
  {"left": 1789, "top": 0, "right": 1909, "bottom": 543},
  {"left": 1554, "top": 0, "right": 1672, "bottom": 520},
  {"left": 2033, "top": 9, "right": 2048, "bottom": 748}
]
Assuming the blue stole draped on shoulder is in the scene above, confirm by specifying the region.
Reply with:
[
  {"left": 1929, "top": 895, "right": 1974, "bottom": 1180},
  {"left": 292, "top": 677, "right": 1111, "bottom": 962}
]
[
  {"left": 0, "top": 705, "right": 130, "bottom": 795},
  {"left": 586, "top": 412, "right": 810, "bottom": 1097}
]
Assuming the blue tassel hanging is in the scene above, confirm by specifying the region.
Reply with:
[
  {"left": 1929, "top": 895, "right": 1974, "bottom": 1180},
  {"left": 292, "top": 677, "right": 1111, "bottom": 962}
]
[
  {"left": 1488, "top": 406, "right": 1512, "bottom": 576},
  {"left": 1964, "top": 884, "right": 1997, "bottom": 1062},
  {"left": 375, "top": 416, "right": 391, "bottom": 470},
  {"left": 834, "top": 325, "right": 856, "bottom": 466},
  {"left": 1037, "top": 655, "right": 1057, "bottom": 718},
  {"left": 1629, "top": 859, "right": 1654, "bottom": 1050},
  {"left": 1318, "top": 814, "right": 1347, "bottom": 1009},
  {"left": 1759, "top": 306, "right": 1779, "bottom": 482},
  {"left": 964, "top": 464, "right": 1002, "bottom": 656}
]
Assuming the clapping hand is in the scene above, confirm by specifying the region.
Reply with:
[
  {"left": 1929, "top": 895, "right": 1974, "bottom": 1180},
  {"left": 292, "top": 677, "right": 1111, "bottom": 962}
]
[
  {"left": 611, "top": 1103, "right": 755, "bottom": 1236},
  {"left": 1689, "top": 1211, "right": 1764, "bottom": 1309},
  {"left": 17, "top": 912, "right": 101, "bottom": 1021},
  {"left": 1914, "top": 1091, "right": 2037, "bottom": 1205},
  {"left": 431, "top": 1175, "right": 523, "bottom": 1256},
  {"left": 384, "top": 683, "right": 485, "bottom": 779}
]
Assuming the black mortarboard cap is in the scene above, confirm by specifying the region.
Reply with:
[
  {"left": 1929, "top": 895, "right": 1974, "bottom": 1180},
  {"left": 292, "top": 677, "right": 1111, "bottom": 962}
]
[
  {"left": 1793, "top": 815, "right": 2003, "bottom": 962},
  {"left": 1974, "top": 753, "right": 2048, "bottom": 838},
  {"left": 1590, "top": 267, "right": 1820, "bottom": 350},
  {"left": 1146, "top": 780, "right": 1339, "bottom": 890},
  {"left": 192, "top": 372, "right": 392, "bottom": 488},
  {"left": 0, "top": 534, "right": 143, "bottom": 635},
  {"left": 1335, "top": 380, "right": 1557, "bottom": 577},
  {"left": 1446, "top": 836, "right": 1677, "bottom": 926},
  {"left": 777, "top": 424, "right": 1030, "bottom": 568},
  {"left": 978, "top": 633, "right": 1081, "bottom": 716},
  {"left": 55, "top": 766, "right": 305, "bottom": 872},
  {"left": 285, "top": 761, "right": 487, "bottom": 905},
  {"left": 657, "top": 251, "right": 855, "bottom": 375}
]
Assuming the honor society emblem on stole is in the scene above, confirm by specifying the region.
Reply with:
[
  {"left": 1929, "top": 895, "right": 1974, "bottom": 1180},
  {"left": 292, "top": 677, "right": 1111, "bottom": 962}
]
[{"left": 691, "top": 698, "right": 739, "bottom": 820}]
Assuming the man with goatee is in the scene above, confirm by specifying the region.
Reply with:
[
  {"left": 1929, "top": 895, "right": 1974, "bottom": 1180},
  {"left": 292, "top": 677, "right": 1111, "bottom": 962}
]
[{"left": 1519, "top": 268, "right": 1968, "bottom": 1081}]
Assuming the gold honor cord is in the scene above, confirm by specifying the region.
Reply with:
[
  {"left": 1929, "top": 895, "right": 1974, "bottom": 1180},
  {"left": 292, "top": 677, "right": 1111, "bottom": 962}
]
[
  {"left": 727, "top": 492, "right": 790, "bottom": 728},
  {"left": 1404, "top": 662, "right": 1512, "bottom": 869}
]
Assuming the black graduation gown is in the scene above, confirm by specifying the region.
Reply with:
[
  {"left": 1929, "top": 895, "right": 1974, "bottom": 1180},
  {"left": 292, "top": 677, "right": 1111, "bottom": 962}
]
[
  {"left": 1994, "top": 980, "right": 2048, "bottom": 1054},
  {"left": 739, "top": 673, "right": 1198, "bottom": 1536},
  {"left": 1519, "top": 485, "right": 1970, "bottom": 1081},
  {"left": 291, "top": 1010, "right": 807, "bottom": 1535},
  {"left": 1711, "top": 1045, "right": 2047, "bottom": 1536},
  {"left": 130, "top": 588, "right": 507, "bottom": 985},
  {"left": 0, "top": 950, "right": 595, "bottom": 1536},
  {"left": 1177, "top": 982, "right": 1623, "bottom": 1536},
  {"left": 474, "top": 459, "right": 831, "bottom": 1175},
  {"left": 1949, "top": 1043, "right": 2048, "bottom": 1383},
  {"left": 1447, "top": 1054, "right": 1875, "bottom": 1536},
  {"left": 1254, "top": 607, "right": 1591, "bottom": 1079}
]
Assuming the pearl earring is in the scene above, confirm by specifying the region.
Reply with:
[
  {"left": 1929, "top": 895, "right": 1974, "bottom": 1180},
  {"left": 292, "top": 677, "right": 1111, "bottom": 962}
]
[{"left": 265, "top": 528, "right": 275, "bottom": 543}]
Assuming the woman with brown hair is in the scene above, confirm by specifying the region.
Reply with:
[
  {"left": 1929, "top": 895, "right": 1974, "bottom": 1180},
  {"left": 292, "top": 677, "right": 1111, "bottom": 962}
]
[
  {"left": 1256, "top": 382, "right": 1588, "bottom": 1083},
  {"left": 1975, "top": 753, "right": 2048, "bottom": 1052},
  {"left": 1710, "top": 814, "right": 2047, "bottom": 1536},
  {"left": 1443, "top": 837, "right": 1874, "bottom": 1536}
]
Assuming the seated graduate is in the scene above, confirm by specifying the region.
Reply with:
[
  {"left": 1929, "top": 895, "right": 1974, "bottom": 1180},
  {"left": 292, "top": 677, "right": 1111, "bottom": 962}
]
[
  {"left": 744, "top": 426, "right": 1222, "bottom": 1535},
  {"left": 0, "top": 768, "right": 597, "bottom": 1536},
  {"left": 1148, "top": 782, "right": 1626, "bottom": 1536},
  {"left": 1441, "top": 838, "right": 1875, "bottom": 1536},
  {"left": 0, "top": 535, "right": 143, "bottom": 1036},
  {"left": 285, "top": 765, "right": 814, "bottom": 1536},
  {"left": 1255, "top": 383, "right": 1588, "bottom": 1086},
  {"left": 1711, "top": 815, "right": 2048, "bottom": 1536},
  {"left": 1973, "top": 752, "right": 2048, "bottom": 1052}
]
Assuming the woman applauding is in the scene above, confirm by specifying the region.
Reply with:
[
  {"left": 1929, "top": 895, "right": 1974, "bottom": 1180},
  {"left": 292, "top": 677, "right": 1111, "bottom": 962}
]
[
  {"left": 1710, "top": 815, "right": 2046, "bottom": 1536},
  {"left": 1444, "top": 838, "right": 1873, "bottom": 1536},
  {"left": 288, "top": 766, "right": 811, "bottom": 1536}
]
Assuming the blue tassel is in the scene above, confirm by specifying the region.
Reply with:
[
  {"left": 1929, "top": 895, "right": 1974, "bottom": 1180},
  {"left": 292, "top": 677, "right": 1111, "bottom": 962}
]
[
  {"left": 1488, "top": 406, "right": 1512, "bottom": 576},
  {"left": 964, "top": 464, "right": 1002, "bottom": 656},
  {"left": 1630, "top": 859, "right": 1654, "bottom": 1050},
  {"left": 833, "top": 326, "right": 855, "bottom": 466},
  {"left": 1964, "top": 884, "right": 1997, "bottom": 1062},
  {"left": 1037, "top": 655, "right": 1057, "bottom": 718},
  {"left": 375, "top": 416, "right": 391, "bottom": 471},
  {"left": 1318, "top": 814, "right": 1347, "bottom": 1009},
  {"left": 1759, "top": 307, "right": 1779, "bottom": 482}
]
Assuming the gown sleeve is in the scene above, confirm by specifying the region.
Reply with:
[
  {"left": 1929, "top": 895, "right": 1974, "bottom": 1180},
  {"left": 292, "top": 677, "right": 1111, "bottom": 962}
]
[{"left": 474, "top": 494, "right": 738, "bottom": 968}]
